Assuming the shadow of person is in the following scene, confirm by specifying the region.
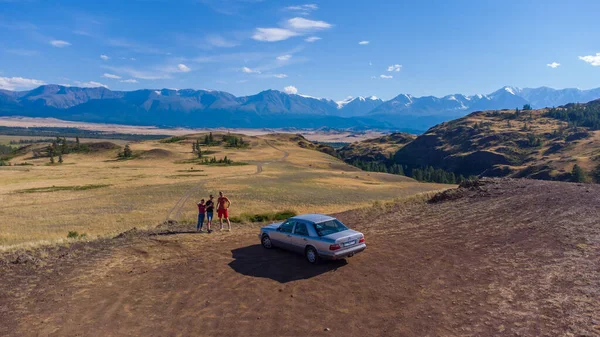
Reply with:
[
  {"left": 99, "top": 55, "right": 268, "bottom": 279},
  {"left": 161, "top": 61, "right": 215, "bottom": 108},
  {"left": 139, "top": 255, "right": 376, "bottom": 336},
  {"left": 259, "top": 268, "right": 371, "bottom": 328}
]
[{"left": 228, "top": 244, "right": 347, "bottom": 283}]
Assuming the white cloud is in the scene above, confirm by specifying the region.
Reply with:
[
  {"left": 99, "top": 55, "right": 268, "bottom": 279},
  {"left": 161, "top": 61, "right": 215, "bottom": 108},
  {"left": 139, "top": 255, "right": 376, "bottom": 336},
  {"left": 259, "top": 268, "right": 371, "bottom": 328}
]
[
  {"left": 0, "top": 76, "right": 45, "bottom": 90},
  {"left": 285, "top": 4, "right": 318, "bottom": 15},
  {"left": 369, "top": 61, "right": 373, "bottom": 66},
  {"left": 579, "top": 53, "right": 600, "bottom": 66},
  {"left": 236, "top": 79, "right": 248, "bottom": 84},
  {"left": 284, "top": 85, "right": 298, "bottom": 94},
  {"left": 50, "top": 40, "right": 71, "bottom": 48},
  {"left": 380, "top": 74, "right": 393, "bottom": 79},
  {"left": 546, "top": 62, "right": 560, "bottom": 69},
  {"left": 102, "top": 73, "right": 121, "bottom": 79},
  {"left": 74, "top": 81, "right": 109, "bottom": 88},
  {"left": 277, "top": 54, "right": 292, "bottom": 61},
  {"left": 206, "top": 35, "right": 238, "bottom": 48},
  {"left": 287, "top": 17, "right": 332, "bottom": 30},
  {"left": 359, "top": 41, "right": 369, "bottom": 45},
  {"left": 286, "top": 4, "right": 318, "bottom": 11},
  {"left": 252, "top": 28, "right": 299, "bottom": 42},
  {"left": 242, "top": 66, "right": 261, "bottom": 74},
  {"left": 102, "top": 66, "right": 172, "bottom": 80},
  {"left": 305, "top": 36, "right": 321, "bottom": 43},
  {"left": 120, "top": 79, "right": 138, "bottom": 83},
  {"left": 177, "top": 64, "right": 191, "bottom": 72},
  {"left": 387, "top": 64, "right": 402, "bottom": 72},
  {"left": 100, "top": 54, "right": 109, "bottom": 61},
  {"left": 274, "top": 74, "right": 288, "bottom": 78}
]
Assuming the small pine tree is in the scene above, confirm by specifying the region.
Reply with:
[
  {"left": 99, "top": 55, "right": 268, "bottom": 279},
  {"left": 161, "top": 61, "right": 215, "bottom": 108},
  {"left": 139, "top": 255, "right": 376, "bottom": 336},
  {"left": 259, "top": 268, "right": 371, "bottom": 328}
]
[
  {"left": 523, "top": 104, "right": 532, "bottom": 111},
  {"left": 50, "top": 155, "right": 55, "bottom": 164},
  {"left": 571, "top": 164, "right": 585, "bottom": 183},
  {"left": 209, "top": 132, "right": 214, "bottom": 144},
  {"left": 123, "top": 144, "right": 133, "bottom": 158},
  {"left": 58, "top": 153, "right": 63, "bottom": 163},
  {"left": 197, "top": 146, "right": 202, "bottom": 159},
  {"left": 204, "top": 134, "right": 209, "bottom": 144}
]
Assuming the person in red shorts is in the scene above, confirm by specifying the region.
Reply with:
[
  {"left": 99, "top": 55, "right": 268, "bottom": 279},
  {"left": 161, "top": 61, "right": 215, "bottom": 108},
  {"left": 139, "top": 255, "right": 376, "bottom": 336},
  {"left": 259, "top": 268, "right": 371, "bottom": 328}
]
[{"left": 216, "top": 191, "right": 232, "bottom": 231}]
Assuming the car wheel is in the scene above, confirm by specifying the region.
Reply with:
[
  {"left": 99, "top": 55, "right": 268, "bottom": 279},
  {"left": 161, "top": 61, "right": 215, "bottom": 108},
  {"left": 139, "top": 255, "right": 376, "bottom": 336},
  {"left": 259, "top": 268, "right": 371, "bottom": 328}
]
[
  {"left": 261, "top": 235, "right": 273, "bottom": 249},
  {"left": 305, "top": 246, "right": 320, "bottom": 264}
]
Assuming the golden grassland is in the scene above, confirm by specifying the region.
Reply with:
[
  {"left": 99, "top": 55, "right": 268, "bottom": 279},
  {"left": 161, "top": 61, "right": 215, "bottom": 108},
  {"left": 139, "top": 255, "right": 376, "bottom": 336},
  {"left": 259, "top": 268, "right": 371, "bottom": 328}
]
[{"left": 0, "top": 133, "right": 448, "bottom": 250}]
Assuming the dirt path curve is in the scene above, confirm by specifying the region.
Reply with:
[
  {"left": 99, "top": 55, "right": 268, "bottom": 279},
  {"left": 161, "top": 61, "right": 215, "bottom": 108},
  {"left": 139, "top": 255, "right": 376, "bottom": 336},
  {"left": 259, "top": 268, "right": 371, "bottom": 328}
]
[
  {"left": 165, "top": 140, "right": 290, "bottom": 222},
  {"left": 254, "top": 139, "right": 289, "bottom": 174}
]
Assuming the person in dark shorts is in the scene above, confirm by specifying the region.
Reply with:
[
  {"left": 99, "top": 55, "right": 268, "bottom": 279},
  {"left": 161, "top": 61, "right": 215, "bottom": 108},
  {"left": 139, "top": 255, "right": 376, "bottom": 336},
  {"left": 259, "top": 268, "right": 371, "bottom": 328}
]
[
  {"left": 217, "top": 191, "right": 232, "bottom": 231},
  {"left": 196, "top": 199, "right": 206, "bottom": 232},
  {"left": 205, "top": 195, "right": 215, "bottom": 233}
]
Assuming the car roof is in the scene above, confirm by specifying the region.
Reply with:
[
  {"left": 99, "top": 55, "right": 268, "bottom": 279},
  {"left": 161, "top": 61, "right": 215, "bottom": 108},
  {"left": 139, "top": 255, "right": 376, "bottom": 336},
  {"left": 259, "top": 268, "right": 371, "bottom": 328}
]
[{"left": 290, "top": 213, "right": 336, "bottom": 223}]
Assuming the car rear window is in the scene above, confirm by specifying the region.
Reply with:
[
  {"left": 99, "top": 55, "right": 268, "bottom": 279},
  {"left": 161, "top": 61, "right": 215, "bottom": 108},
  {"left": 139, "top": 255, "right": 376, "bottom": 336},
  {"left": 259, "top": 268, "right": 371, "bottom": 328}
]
[{"left": 314, "top": 219, "right": 348, "bottom": 236}]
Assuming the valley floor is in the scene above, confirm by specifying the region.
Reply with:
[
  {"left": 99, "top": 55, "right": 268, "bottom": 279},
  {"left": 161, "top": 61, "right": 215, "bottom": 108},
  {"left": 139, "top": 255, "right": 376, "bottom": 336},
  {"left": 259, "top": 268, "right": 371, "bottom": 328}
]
[{"left": 1, "top": 178, "right": 598, "bottom": 337}]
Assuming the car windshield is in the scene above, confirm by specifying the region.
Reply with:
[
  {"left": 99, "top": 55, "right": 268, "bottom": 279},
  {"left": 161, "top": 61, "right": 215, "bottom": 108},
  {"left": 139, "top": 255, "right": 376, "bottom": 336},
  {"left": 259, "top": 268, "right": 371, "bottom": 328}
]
[{"left": 314, "top": 219, "right": 348, "bottom": 236}]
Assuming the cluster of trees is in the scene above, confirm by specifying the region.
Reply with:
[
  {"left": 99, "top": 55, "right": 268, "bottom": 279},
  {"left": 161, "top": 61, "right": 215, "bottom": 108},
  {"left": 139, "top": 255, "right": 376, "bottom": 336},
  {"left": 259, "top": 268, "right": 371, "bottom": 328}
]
[
  {"left": 349, "top": 159, "right": 466, "bottom": 184},
  {"left": 117, "top": 144, "right": 133, "bottom": 159},
  {"left": 410, "top": 166, "right": 466, "bottom": 184},
  {"left": 201, "top": 156, "right": 234, "bottom": 165},
  {"left": 9, "top": 138, "right": 54, "bottom": 145},
  {"left": 222, "top": 134, "right": 248, "bottom": 148},
  {"left": 546, "top": 104, "right": 600, "bottom": 130},
  {"left": 0, "top": 144, "right": 14, "bottom": 156},
  {"left": 203, "top": 132, "right": 218, "bottom": 145},
  {"left": 192, "top": 139, "right": 203, "bottom": 158},
  {"left": 351, "top": 160, "right": 405, "bottom": 175}
]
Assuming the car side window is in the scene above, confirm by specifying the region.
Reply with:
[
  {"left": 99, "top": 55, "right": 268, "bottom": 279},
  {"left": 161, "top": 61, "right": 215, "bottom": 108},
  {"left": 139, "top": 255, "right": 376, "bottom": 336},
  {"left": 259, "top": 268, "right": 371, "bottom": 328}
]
[
  {"left": 280, "top": 221, "right": 295, "bottom": 233},
  {"left": 294, "top": 222, "right": 309, "bottom": 236}
]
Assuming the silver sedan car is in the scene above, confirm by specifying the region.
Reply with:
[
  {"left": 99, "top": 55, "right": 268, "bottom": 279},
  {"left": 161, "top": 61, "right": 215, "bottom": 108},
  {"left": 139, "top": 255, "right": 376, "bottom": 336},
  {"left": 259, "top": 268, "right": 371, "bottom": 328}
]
[{"left": 258, "top": 214, "right": 366, "bottom": 264}]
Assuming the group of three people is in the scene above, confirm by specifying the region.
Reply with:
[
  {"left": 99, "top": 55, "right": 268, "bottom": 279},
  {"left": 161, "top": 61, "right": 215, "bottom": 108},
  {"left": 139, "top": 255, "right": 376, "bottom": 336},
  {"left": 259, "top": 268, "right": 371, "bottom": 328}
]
[{"left": 196, "top": 191, "right": 231, "bottom": 233}]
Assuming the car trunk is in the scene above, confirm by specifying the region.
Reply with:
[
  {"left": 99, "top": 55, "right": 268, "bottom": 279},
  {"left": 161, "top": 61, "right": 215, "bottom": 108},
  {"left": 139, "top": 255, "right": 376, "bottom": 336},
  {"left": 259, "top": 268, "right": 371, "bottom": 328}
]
[{"left": 325, "top": 229, "right": 363, "bottom": 250}]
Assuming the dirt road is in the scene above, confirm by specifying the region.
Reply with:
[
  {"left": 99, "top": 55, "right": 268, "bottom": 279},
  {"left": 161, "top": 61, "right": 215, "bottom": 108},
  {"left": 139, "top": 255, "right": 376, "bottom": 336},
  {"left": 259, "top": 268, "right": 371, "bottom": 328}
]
[{"left": 1, "top": 178, "right": 599, "bottom": 336}]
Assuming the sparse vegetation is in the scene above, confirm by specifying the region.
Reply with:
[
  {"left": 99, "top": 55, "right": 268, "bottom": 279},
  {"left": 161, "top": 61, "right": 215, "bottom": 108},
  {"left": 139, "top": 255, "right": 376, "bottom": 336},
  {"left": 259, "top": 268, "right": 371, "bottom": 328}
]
[
  {"left": 160, "top": 136, "right": 186, "bottom": 143},
  {"left": 0, "top": 126, "right": 169, "bottom": 141},
  {"left": 15, "top": 184, "right": 110, "bottom": 194}
]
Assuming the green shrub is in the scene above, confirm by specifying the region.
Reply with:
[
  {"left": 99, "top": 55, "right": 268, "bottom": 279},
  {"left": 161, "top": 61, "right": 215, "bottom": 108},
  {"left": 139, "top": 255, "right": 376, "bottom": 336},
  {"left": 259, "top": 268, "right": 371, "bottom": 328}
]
[
  {"left": 237, "top": 210, "right": 297, "bottom": 223},
  {"left": 160, "top": 136, "right": 186, "bottom": 143},
  {"left": 67, "top": 231, "right": 79, "bottom": 238}
]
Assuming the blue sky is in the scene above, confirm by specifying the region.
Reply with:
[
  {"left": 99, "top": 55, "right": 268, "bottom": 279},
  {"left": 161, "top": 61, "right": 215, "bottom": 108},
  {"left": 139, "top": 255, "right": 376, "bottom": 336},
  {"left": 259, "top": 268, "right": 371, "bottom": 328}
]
[{"left": 1, "top": 0, "right": 600, "bottom": 101}]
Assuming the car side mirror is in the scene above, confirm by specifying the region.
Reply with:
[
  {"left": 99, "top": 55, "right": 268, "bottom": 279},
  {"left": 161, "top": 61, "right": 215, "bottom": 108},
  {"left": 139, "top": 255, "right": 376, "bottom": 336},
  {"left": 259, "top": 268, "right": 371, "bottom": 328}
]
[{"left": 276, "top": 227, "right": 281, "bottom": 231}]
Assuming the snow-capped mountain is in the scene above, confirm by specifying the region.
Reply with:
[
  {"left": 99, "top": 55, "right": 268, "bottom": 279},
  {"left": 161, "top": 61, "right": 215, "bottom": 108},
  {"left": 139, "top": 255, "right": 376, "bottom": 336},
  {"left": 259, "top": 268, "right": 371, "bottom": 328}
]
[
  {"left": 1, "top": 85, "right": 600, "bottom": 132},
  {"left": 336, "top": 96, "right": 383, "bottom": 117}
]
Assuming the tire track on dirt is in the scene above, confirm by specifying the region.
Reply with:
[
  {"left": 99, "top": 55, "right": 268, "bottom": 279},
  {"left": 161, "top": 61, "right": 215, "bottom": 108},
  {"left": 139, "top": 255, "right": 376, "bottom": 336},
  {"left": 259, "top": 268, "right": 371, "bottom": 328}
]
[{"left": 254, "top": 140, "right": 289, "bottom": 174}]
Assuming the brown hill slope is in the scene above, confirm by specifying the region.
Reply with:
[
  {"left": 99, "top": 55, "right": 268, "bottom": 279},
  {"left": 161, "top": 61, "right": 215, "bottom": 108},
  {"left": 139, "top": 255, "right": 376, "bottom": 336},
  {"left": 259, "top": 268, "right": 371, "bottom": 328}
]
[
  {"left": 338, "top": 132, "right": 416, "bottom": 163},
  {"left": 394, "top": 102, "right": 600, "bottom": 182},
  {"left": 1, "top": 178, "right": 599, "bottom": 336}
]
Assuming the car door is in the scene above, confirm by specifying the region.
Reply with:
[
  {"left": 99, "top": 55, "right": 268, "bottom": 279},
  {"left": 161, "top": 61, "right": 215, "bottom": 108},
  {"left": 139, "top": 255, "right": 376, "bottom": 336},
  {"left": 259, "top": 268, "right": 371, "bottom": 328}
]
[
  {"left": 271, "top": 220, "right": 295, "bottom": 249},
  {"left": 290, "top": 221, "right": 310, "bottom": 253}
]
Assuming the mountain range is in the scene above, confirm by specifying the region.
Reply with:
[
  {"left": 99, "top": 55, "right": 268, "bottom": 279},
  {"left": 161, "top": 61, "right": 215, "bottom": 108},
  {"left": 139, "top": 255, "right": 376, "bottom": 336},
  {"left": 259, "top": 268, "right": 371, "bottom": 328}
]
[{"left": 1, "top": 85, "right": 600, "bottom": 133}]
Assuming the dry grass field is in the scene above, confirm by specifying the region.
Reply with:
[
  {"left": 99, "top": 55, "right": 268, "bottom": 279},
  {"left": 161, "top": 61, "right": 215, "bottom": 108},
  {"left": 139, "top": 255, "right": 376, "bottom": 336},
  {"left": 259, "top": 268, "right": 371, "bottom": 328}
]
[{"left": 0, "top": 132, "right": 446, "bottom": 250}]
